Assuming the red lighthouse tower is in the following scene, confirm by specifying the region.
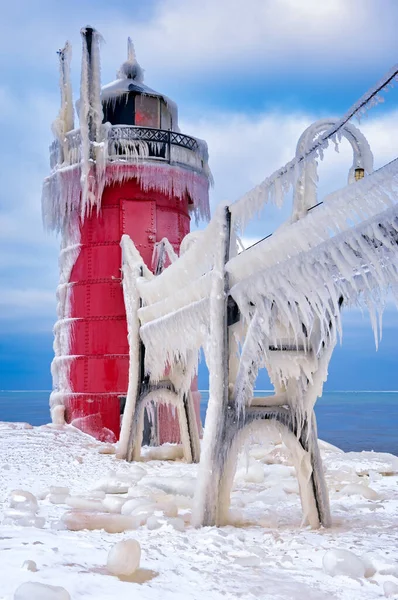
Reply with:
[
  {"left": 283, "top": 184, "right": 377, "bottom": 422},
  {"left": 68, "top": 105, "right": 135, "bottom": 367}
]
[{"left": 43, "top": 28, "right": 210, "bottom": 442}]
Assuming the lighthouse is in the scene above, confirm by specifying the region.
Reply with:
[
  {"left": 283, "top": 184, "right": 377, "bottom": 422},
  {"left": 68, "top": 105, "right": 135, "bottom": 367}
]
[{"left": 42, "top": 28, "right": 211, "bottom": 442}]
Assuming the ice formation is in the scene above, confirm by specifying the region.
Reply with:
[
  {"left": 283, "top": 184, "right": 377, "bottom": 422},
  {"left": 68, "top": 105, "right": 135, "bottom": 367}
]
[
  {"left": 14, "top": 582, "right": 71, "bottom": 600},
  {"left": 107, "top": 539, "right": 141, "bottom": 576},
  {"left": 322, "top": 548, "right": 366, "bottom": 578}
]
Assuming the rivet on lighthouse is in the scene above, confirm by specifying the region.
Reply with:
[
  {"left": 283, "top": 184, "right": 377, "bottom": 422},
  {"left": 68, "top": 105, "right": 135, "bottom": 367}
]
[{"left": 42, "top": 27, "right": 211, "bottom": 443}]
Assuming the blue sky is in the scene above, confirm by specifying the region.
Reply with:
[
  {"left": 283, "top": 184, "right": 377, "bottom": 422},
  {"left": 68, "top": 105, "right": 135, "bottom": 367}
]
[{"left": 1, "top": 0, "right": 398, "bottom": 393}]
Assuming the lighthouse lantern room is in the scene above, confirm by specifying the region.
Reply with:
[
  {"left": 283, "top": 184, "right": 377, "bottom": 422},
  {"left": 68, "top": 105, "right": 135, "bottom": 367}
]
[{"left": 42, "top": 27, "right": 211, "bottom": 442}]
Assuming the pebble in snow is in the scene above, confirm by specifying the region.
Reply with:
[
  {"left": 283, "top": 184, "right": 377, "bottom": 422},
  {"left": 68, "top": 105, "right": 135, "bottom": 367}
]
[{"left": 21, "top": 560, "right": 37, "bottom": 572}]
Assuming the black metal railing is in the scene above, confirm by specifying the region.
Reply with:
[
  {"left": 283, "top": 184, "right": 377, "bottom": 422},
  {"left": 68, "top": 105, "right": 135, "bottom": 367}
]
[
  {"left": 108, "top": 126, "right": 200, "bottom": 153},
  {"left": 50, "top": 125, "right": 206, "bottom": 170}
]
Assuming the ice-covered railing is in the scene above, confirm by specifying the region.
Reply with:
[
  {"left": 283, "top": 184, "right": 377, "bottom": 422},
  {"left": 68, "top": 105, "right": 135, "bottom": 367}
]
[
  {"left": 227, "top": 157, "right": 398, "bottom": 284},
  {"left": 49, "top": 126, "right": 209, "bottom": 173},
  {"left": 229, "top": 63, "right": 398, "bottom": 232},
  {"left": 119, "top": 234, "right": 201, "bottom": 463},
  {"left": 136, "top": 213, "right": 223, "bottom": 306}
]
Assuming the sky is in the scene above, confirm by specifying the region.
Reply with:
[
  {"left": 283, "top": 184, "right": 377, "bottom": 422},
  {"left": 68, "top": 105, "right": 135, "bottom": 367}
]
[{"left": 1, "top": 0, "right": 398, "bottom": 394}]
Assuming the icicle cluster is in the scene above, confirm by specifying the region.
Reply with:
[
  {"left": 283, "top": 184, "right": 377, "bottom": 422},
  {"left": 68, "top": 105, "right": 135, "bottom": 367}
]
[
  {"left": 230, "top": 201, "right": 398, "bottom": 427},
  {"left": 228, "top": 157, "right": 398, "bottom": 285}
]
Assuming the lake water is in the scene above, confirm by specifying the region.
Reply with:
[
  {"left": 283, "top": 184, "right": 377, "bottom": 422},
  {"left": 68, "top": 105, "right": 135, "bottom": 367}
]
[{"left": 0, "top": 390, "right": 397, "bottom": 454}]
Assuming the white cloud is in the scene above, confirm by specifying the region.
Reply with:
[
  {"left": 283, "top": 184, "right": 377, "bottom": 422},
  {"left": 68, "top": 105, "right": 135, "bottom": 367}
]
[{"left": 0, "top": 0, "right": 396, "bottom": 85}]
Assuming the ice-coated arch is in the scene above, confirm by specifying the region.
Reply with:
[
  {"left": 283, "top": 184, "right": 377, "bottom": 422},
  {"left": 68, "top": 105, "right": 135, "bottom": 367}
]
[{"left": 292, "top": 119, "right": 374, "bottom": 221}]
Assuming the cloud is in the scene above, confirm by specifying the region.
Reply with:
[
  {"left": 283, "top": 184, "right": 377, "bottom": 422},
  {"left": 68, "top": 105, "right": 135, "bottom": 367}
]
[
  {"left": 1, "top": 0, "right": 397, "bottom": 90},
  {"left": 130, "top": 0, "right": 397, "bottom": 78}
]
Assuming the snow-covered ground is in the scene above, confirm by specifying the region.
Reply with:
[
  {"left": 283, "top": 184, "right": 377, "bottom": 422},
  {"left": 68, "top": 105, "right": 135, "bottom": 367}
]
[{"left": 1, "top": 421, "right": 398, "bottom": 599}]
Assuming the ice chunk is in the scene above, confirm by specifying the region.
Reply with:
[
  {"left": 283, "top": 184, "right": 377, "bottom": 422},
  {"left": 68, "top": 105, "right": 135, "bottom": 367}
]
[
  {"left": 98, "top": 444, "right": 116, "bottom": 455},
  {"left": 145, "top": 444, "right": 184, "bottom": 461},
  {"left": 62, "top": 511, "right": 139, "bottom": 533},
  {"left": 168, "top": 517, "right": 185, "bottom": 532},
  {"left": 14, "top": 581, "right": 70, "bottom": 600},
  {"left": 146, "top": 516, "right": 162, "bottom": 530},
  {"left": 262, "top": 445, "right": 292, "bottom": 466},
  {"left": 361, "top": 553, "right": 378, "bottom": 578},
  {"left": 103, "top": 496, "right": 127, "bottom": 514},
  {"left": 384, "top": 581, "right": 398, "bottom": 597},
  {"left": 157, "top": 501, "right": 178, "bottom": 518},
  {"left": 235, "top": 461, "right": 265, "bottom": 484},
  {"left": 3, "top": 509, "right": 45, "bottom": 528},
  {"left": 93, "top": 478, "right": 129, "bottom": 494},
  {"left": 121, "top": 497, "right": 153, "bottom": 516},
  {"left": 17, "top": 515, "right": 46, "bottom": 528},
  {"left": 10, "top": 490, "right": 38, "bottom": 513},
  {"left": 323, "top": 549, "right": 365, "bottom": 578},
  {"left": 107, "top": 539, "right": 141, "bottom": 576},
  {"left": 362, "top": 552, "right": 397, "bottom": 576},
  {"left": 48, "top": 486, "right": 70, "bottom": 504},
  {"left": 66, "top": 495, "right": 104, "bottom": 511},
  {"left": 114, "top": 466, "right": 146, "bottom": 484},
  {"left": 339, "top": 484, "right": 380, "bottom": 501},
  {"left": 141, "top": 476, "right": 195, "bottom": 497}
]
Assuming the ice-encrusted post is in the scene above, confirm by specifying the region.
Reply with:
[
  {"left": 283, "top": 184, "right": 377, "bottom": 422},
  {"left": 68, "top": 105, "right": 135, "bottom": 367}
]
[
  {"left": 52, "top": 42, "right": 74, "bottom": 164},
  {"left": 192, "top": 205, "right": 231, "bottom": 526},
  {"left": 80, "top": 26, "right": 104, "bottom": 218},
  {"left": 117, "top": 236, "right": 144, "bottom": 459}
]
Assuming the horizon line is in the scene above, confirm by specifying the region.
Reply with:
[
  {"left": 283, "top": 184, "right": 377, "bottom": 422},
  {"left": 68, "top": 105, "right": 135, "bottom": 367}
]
[{"left": 2, "top": 389, "right": 398, "bottom": 394}]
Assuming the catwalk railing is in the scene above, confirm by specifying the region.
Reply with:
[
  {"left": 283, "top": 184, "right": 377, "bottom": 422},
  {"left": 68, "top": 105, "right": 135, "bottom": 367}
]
[{"left": 49, "top": 125, "right": 209, "bottom": 176}]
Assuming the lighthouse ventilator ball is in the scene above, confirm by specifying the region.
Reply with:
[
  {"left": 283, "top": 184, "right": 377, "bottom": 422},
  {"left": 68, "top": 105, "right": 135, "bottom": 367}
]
[{"left": 107, "top": 539, "right": 141, "bottom": 576}]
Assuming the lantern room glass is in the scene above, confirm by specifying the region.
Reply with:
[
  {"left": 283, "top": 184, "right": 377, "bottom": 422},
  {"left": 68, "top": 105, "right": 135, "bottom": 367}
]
[{"left": 135, "top": 95, "right": 160, "bottom": 128}]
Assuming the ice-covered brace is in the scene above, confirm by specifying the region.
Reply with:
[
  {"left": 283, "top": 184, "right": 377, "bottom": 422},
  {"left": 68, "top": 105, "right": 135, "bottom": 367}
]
[
  {"left": 117, "top": 236, "right": 200, "bottom": 463},
  {"left": 192, "top": 206, "right": 331, "bottom": 528}
]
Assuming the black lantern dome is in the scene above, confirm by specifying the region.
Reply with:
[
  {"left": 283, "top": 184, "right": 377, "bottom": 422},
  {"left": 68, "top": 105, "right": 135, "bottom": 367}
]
[{"left": 101, "top": 38, "right": 178, "bottom": 132}]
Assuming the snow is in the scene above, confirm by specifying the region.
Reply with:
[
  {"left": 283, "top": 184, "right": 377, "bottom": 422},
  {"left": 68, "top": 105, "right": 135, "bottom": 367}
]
[
  {"left": 1, "top": 421, "right": 398, "bottom": 599},
  {"left": 384, "top": 581, "right": 398, "bottom": 597}
]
